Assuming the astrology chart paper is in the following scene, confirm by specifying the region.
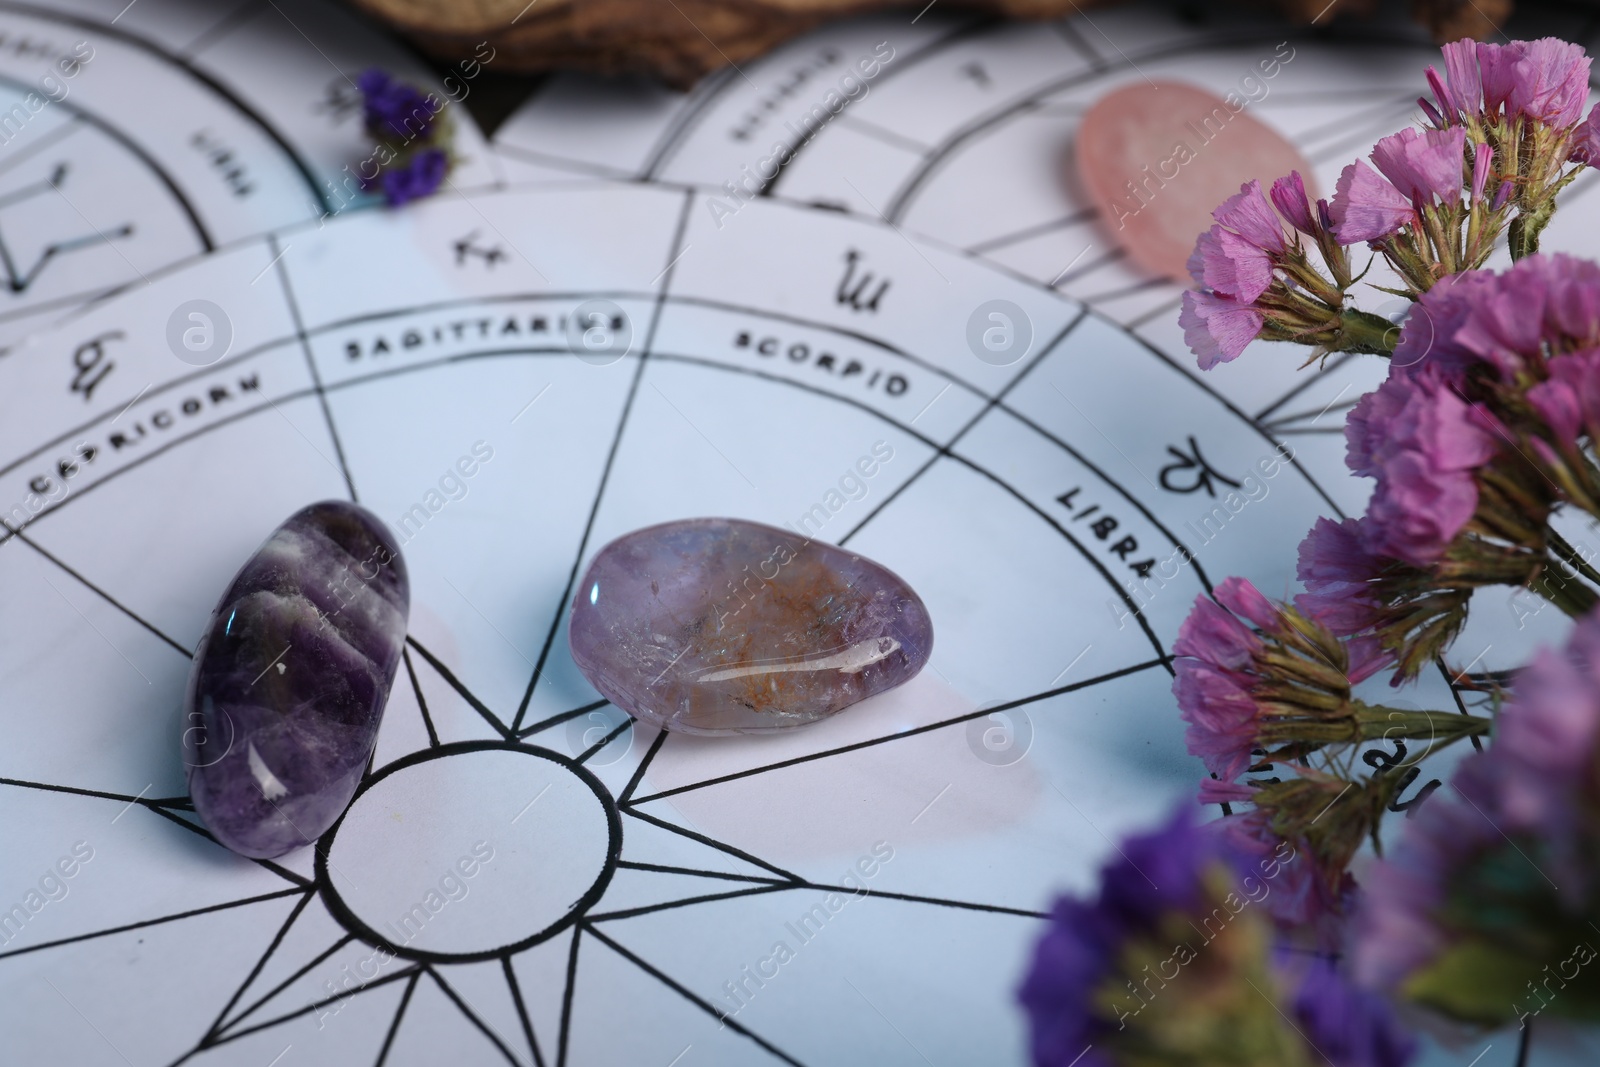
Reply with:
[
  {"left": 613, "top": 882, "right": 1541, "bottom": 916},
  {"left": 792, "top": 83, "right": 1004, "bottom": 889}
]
[
  {"left": 0, "top": 172, "right": 1385, "bottom": 1067},
  {"left": 493, "top": 1, "right": 1600, "bottom": 678},
  {"left": 0, "top": 0, "right": 498, "bottom": 352}
]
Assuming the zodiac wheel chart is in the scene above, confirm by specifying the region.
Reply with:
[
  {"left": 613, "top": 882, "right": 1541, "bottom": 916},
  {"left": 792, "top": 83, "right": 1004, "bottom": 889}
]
[
  {"left": 492, "top": 0, "right": 1600, "bottom": 687},
  {"left": 0, "top": 177, "right": 1418, "bottom": 1066},
  {"left": 492, "top": 0, "right": 1600, "bottom": 518},
  {"left": 0, "top": 0, "right": 498, "bottom": 350}
]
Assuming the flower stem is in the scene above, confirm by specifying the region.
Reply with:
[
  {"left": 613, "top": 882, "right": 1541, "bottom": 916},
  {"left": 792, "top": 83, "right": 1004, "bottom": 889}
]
[
  {"left": 1529, "top": 554, "right": 1599, "bottom": 617},
  {"left": 1336, "top": 308, "right": 1399, "bottom": 356},
  {"left": 1350, "top": 704, "right": 1493, "bottom": 743},
  {"left": 1510, "top": 201, "right": 1556, "bottom": 261},
  {"left": 1548, "top": 527, "right": 1600, "bottom": 588}
]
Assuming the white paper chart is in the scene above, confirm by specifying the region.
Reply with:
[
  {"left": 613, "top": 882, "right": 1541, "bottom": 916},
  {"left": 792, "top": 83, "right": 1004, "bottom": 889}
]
[
  {"left": 494, "top": 0, "right": 1600, "bottom": 724},
  {"left": 0, "top": 0, "right": 497, "bottom": 349},
  {"left": 4, "top": 2, "right": 1600, "bottom": 1065},
  {"left": 498, "top": 9, "right": 1600, "bottom": 475},
  {"left": 0, "top": 177, "right": 1358, "bottom": 1065}
]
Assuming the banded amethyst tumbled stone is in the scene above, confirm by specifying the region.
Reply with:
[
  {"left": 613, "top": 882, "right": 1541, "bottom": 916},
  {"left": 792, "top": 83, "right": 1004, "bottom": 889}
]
[
  {"left": 568, "top": 518, "right": 933, "bottom": 735},
  {"left": 184, "top": 502, "right": 409, "bottom": 858}
]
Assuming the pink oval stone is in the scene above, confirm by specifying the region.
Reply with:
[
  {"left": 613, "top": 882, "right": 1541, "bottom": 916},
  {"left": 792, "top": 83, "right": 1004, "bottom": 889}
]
[
  {"left": 568, "top": 518, "right": 933, "bottom": 736},
  {"left": 1075, "top": 80, "right": 1316, "bottom": 282}
]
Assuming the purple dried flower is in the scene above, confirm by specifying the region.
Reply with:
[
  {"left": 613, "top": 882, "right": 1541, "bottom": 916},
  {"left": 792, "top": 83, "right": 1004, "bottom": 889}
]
[
  {"left": 1287, "top": 953, "right": 1418, "bottom": 1067},
  {"left": 1269, "top": 172, "right": 1316, "bottom": 234},
  {"left": 1491, "top": 179, "right": 1514, "bottom": 212},
  {"left": 1538, "top": 253, "right": 1600, "bottom": 341},
  {"left": 1021, "top": 806, "right": 1418, "bottom": 1066},
  {"left": 1370, "top": 127, "right": 1467, "bottom": 206},
  {"left": 1389, "top": 269, "right": 1502, "bottom": 381},
  {"left": 1177, "top": 175, "right": 1357, "bottom": 370},
  {"left": 1174, "top": 661, "right": 1260, "bottom": 784},
  {"left": 1175, "top": 587, "right": 1263, "bottom": 671},
  {"left": 1219, "top": 812, "right": 1352, "bottom": 935},
  {"left": 1489, "top": 611, "right": 1600, "bottom": 839},
  {"left": 1425, "top": 66, "right": 1456, "bottom": 119},
  {"left": 1295, "top": 517, "right": 1388, "bottom": 636},
  {"left": 1435, "top": 41, "right": 1483, "bottom": 118},
  {"left": 1345, "top": 370, "right": 1498, "bottom": 567},
  {"left": 1173, "top": 579, "right": 1275, "bottom": 783},
  {"left": 1356, "top": 610, "right": 1600, "bottom": 1025},
  {"left": 1478, "top": 41, "right": 1523, "bottom": 115},
  {"left": 1188, "top": 225, "right": 1273, "bottom": 303},
  {"left": 1504, "top": 38, "right": 1593, "bottom": 128},
  {"left": 1452, "top": 265, "right": 1551, "bottom": 377},
  {"left": 358, "top": 68, "right": 440, "bottom": 142},
  {"left": 1353, "top": 763, "right": 1497, "bottom": 995},
  {"left": 1469, "top": 142, "right": 1493, "bottom": 204},
  {"left": 378, "top": 148, "right": 450, "bottom": 207},
  {"left": 1212, "top": 180, "right": 1289, "bottom": 254},
  {"left": 1526, "top": 348, "right": 1600, "bottom": 446},
  {"left": 1019, "top": 807, "right": 1221, "bottom": 1067},
  {"left": 1174, "top": 577, "right": 1397, "bottom": 786},
  {"left": 1329, "top": 127, "right": 1471, "bottom": 249},
  {"left": 1572, "top": 103, "right": 1600, "bottom": 165},
  {"left": 1430, "top": 38, "right": 1591, "bottom": 127},
  {"left": 1329, "top": 160, "right": 1417, "bottom": 244},
  {"left": 1179, "top": 289, "right": 1264, "bottom": 370},
  {"left": 1019, "top": 892, "right": 1119, "bottom": 1067}
]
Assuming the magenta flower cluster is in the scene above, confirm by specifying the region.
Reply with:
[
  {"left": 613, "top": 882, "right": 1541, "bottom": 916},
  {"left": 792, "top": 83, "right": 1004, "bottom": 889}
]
[
  {"left": 1180, "top": 177, "right": 1320, "bottom": 368},
  {"left": 1343, "top": 368, "right": 1498, "bottom": 567},
  {"left": 1297, "top": 253, "right": 1600, "bottom": 606},
  {"left": 1032, "top": 33, "right": 1600, "bottom": 1065},
  {"left": 1182, "top": 36, "right": 1599, "bottom": 373},
  {"left": 1173, "top": 577, "right": 1274, "bottom": 782},
  {"left": 1176, "top": 577, "right": 1389, "bottom": 784},
  {"left": 1330, "top": 126, "right": 1476, "bottom": 244},
  {"left": 1429, "top": 38, "right": 1594, "bottom": 130},
  {"left": 1396, "top": 253, "right": 1600, "bottom": 381},
  {"left": 1333, "top": 37, "right": 1595, "bottom": 245}
]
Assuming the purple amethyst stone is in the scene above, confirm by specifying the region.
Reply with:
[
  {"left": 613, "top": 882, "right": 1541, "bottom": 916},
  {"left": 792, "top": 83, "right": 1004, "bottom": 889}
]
[
  {"left": 185, "top": 502, "right": 409, "bottom": 858},
  {"left": 568, "top": 518, "right": 933, "bottom": 735}
]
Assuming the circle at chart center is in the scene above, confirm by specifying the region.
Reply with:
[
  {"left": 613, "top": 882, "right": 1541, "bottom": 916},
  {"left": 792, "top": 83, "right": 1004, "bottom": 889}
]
[{"left": 317, "top": 742, "right": 620, "bottom": 962}]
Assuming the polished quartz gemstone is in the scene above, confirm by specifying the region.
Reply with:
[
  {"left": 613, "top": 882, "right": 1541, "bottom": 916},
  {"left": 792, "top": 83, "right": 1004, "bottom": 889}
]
[
  {"left": 568, "top": 518, "right": 933, "bottom": 735},
  {"left": 185, "top": 501, "right": 409, "bottom": 858},
  {"left": 1076, "top": 81, "right": 1315, "bottom": 281}
]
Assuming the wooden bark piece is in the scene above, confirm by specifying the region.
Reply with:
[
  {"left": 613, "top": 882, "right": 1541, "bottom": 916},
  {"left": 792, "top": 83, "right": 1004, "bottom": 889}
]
[{"left": 344, "top": 0, "right": 1516, "bottom": 88}]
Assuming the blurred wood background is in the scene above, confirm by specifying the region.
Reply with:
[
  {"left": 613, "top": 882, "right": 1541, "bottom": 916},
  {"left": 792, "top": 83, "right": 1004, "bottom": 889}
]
[{"left": 353, "top": 0, "right": 1521, "bottom": 90}]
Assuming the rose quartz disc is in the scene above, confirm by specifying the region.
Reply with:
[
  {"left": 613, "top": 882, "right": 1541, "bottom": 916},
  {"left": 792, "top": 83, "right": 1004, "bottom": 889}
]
[{"left": 1075, "top": 80, "right": 1316, "bottom": 282}]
